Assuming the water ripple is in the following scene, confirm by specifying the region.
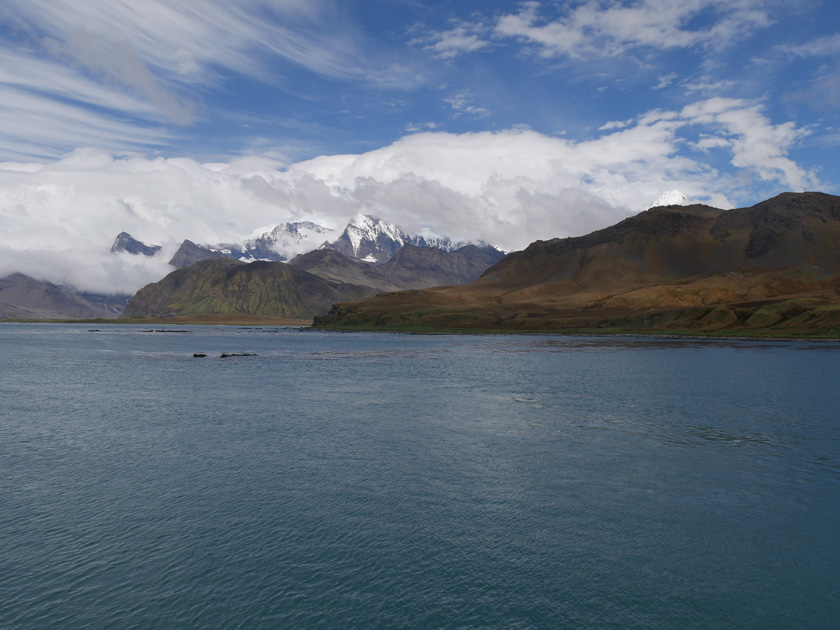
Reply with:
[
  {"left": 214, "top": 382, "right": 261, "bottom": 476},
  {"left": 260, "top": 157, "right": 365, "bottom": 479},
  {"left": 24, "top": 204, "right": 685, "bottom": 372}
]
[{"left": 1, "top": 324, "right": 838, "bottom": 628}]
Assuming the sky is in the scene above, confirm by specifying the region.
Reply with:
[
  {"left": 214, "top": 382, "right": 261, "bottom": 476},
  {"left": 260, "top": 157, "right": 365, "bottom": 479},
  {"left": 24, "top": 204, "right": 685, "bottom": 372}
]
[{"left": 1, "top": 0, "right": 839, "bottom": 293}]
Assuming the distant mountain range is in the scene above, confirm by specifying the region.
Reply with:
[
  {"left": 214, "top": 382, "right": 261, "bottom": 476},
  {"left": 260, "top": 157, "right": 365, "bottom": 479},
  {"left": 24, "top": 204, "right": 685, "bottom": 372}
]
[
  {"left": 212, "top": 221, "right": 335, "bottom": 262},
  {"left": 0, "top": 273, "right": 121, "bottom": 320},
  {"left": 315, "top": 192, "right": 840, "bottom": 335},
  {"left": 112, "top": 213, "right": 484, "bottom": 268},
  {"left": 2, "top": 211, "right": 504, "bottom": 320},
  {"left": 120, "top": 244, "right": 505, "bottom": 320},
  {"left": 323, "top": 214, "right": 463, "bottom": 263},
  {"left": 101, "top": 212, "right": 504, "bottom": 320},
  {"left": 12, "top": 191, "right": 840, "bottom": 333}
]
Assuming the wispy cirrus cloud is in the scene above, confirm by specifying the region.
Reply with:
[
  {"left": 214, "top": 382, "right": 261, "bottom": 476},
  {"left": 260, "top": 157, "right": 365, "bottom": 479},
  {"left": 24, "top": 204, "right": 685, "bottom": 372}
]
[
  {"left": 3, "top": 0, "right": 367, "bottom": 85},
  {"left": 0, "top": 47, "right": 176, "bottom": 160},
  {"left": 0, "top": 0, "right": 402, "bottom": 160},
  {"left": 777, "top": 33, "right": 840, "bottom": 58},
  {"left": 444, "top": 91, "right": 490, "bottom": 119},
  {"left": 653, "top": 73, "right": 678, "bottom": 90}
]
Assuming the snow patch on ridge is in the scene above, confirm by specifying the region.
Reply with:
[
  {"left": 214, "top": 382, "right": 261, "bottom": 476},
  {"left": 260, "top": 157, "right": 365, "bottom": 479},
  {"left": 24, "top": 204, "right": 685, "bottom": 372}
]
[{"left": 647, "top": 190, "right": 691, "bottom": 209}]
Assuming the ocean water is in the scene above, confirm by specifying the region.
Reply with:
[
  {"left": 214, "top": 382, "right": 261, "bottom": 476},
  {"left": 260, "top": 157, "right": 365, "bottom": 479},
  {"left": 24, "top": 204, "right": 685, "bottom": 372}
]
[{"left": 1, "top": 323, "right": 838, "bottom": 629}]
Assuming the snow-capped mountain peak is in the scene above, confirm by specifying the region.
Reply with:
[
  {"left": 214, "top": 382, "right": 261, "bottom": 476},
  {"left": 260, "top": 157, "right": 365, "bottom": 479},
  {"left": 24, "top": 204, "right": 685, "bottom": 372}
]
[
  {"left": 343, "top": 214, "right": 409, "bottom": 257},
  {"left": 253, "top": 221, "right": 333, "bottom": 249},
  {"left": 647, "top": 190, "right": 691, "bottom": 209},
  {"left": 215, "top": 220, "right": 334, "bottom": 262},
  {"left": 246, "top": 223, "right": 282, "bottom": 241},
  {"left": 322, "top": 214, "right": 471, "bottom": 263},
  {"left": 111, "top": 214, "right": 493, "bottom": 269}
]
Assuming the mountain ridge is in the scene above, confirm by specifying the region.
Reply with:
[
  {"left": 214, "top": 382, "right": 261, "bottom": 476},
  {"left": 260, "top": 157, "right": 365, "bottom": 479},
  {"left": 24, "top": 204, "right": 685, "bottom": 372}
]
[
  {"left": 112, "top": 213, "right": 493, "bottom": 268},
  {"left": 314, "top": 192, "right": 840, "bottom": 335},
  {"left": 0, "top": 273, "right": 120, "bottom": 320},
  {"left": 121, "top": 258, "right": 373, "bottom": 319},
  {"left": 120, "top": 243, "right": 505, "bottom": 320},
  {"left": 111, "top": 232, "right": 162, "bottom": 256}
]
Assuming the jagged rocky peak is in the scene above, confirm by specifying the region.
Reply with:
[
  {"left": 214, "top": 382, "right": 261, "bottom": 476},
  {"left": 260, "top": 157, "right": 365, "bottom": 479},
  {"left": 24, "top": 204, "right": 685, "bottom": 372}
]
[
  {"left": 413, "top": 232, "right": 454, "bottom": 251},
  {"left": 647, "top": 190, "right": 691, "bottom": 209},
  {"left": 110, "top": 232, "right": 161, "bottom": 256},
  {"left": 248, "top": 221, "right": 333, "bottom": 254},
  {"left": 322, "top": 214, "right": 477, "bottom": 264},
  {"left": 324, "top": 214, "right": 412, "bottom": 263},
  {"left": 112, "top": 215, "right": 497, "bottom": 268},
  {"left": 346, "top": 214, "right": 407, "bottom": 251},
  {"left": 169, "top": 240, "right": 227, "bottom": 268},
  {"left": 216, "top": 220, "right": 335, "bottom": 262}
]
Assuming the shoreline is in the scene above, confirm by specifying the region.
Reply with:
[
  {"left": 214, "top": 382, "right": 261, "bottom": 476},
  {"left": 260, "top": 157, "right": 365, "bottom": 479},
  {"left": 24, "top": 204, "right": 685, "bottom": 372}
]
[
  {"left": 3, "top": 316, "right": 840, "bottom": 341},
  {"left": 0, "top": 315, "right": 313, "bottom": 327},
  {"left": 307, "top": 323, "right": 840, "bottom": 341}
]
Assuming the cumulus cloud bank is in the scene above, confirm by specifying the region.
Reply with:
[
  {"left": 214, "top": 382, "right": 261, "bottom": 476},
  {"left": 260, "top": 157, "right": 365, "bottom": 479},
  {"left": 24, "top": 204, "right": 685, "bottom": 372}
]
[{"left": 0, "top": 98, "right": 816, "bottom": 294}]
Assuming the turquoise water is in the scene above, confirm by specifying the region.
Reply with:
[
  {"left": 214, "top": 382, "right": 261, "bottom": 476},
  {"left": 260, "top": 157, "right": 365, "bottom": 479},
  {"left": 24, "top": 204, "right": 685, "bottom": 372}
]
[{"left": 1, "top": 324, "right": 838, "bottom": 628}]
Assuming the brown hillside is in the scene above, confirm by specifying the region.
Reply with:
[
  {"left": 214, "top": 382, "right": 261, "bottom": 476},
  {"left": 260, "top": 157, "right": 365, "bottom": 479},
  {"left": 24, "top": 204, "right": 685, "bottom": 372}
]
[
  {"left": 121, "top": 258, "right": 372, "bottom": 319},
  {"left": 314, "top": 192, "right": 840, "bottom": 335}
]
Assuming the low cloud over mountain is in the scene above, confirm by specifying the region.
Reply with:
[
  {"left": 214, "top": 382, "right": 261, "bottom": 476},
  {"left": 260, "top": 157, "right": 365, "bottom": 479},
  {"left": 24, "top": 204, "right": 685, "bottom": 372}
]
[{"left": 0, "top": 98, "right": 817, "bottom": 296}]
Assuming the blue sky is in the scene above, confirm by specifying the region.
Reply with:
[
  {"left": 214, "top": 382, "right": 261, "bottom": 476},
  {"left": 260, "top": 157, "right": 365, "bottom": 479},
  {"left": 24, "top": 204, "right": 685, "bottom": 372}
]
[{"left": 1, "top": 0, "right": 840, "bottom": 292}]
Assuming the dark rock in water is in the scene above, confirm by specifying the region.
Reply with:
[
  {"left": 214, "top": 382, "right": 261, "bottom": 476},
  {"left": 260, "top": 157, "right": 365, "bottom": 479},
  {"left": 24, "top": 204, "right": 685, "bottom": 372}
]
[
  {"left": 220, "top": 352, "right": 257, "bottom": 358},
  {"left": 141, "top": 329, "right": 191, "bottom": 333},
  {"left": 193, "top": 353, "right": 207, "bottom": 358}
]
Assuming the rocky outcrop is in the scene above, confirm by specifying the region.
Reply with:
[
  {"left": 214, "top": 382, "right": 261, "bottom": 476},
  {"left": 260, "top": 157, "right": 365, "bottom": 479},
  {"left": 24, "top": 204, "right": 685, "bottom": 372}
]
[
  {"left": 168, "top": 240, "right": 228, "bottom": 268},
  {"left": 110, "top": 232, "right": 161, "bottom": 256}
]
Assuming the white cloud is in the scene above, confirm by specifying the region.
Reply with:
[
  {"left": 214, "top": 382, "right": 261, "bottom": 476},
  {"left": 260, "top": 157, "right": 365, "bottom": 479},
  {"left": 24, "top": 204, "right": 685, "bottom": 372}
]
[
  {"left": 444, "top": 91, "right": 490, "bottom": 119},
  {"left": 680, "top": 98, "right": 814, "bottom": 188},
  {"left": 2, "top": 0, "right": 365, "bottom": 83},
  {"left": 0, "top": 0, "right": 402, "bottom": 159},
  {"left": 0, "top": 98, "right": 814, "bottom": 294},
  {"left": 0, "top": 48, "right": 175, "bottom": 160},
  {"left": 495, "top": 0, "right": 774, "bottom": 59},
  {"left": 46, "top": 29, "right": 197, "bottom": 124},
  {"left": 779, "top": 33, "right": 840, "bottom": 58},
  {"left": 413, "top": 22, "right": 491, "bottom": 59},
  {"left": 599, "top": 119, "right": 632, "bottom": 131},
  {"left": 404, "top": 122, "right": 441, "bottom": 134},
  {"left": 683, "top": 78, "right": 737, "bottom": 94},
  {"left": 654, "top": 73, "right": 678, "bottom": 89},
  {"left": 0, "top": 248, "right": 176, "bottom": 297},
  {"left": 0, "top": 87, "right": 173, "bottom": 162}
]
